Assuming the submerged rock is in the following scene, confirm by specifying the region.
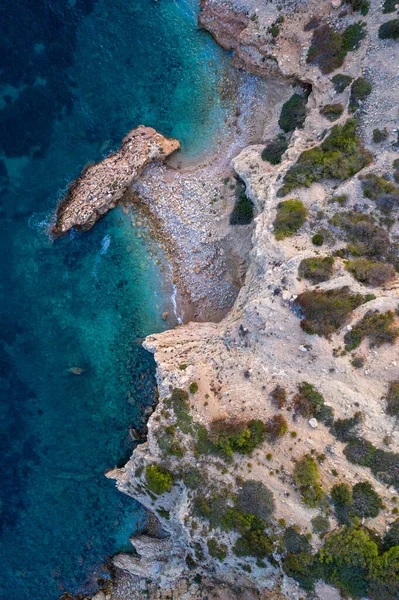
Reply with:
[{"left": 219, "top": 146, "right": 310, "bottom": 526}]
[{"left": 52, "top": 126, "right": 180, "bottom": 238}]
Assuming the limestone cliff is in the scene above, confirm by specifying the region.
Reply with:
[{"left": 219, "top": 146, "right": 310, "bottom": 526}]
[{"left": 52, "top": 126, "right": 179, "bottom": 238}]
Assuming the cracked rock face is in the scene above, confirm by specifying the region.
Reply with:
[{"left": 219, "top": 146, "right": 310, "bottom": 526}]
[{"left": 51, "top": 126, "right": 180, "bottom": 238}]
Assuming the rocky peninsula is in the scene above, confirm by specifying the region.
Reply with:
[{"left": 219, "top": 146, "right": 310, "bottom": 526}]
[
  {"left": 52, "top": 126, "right": 180, "bottom": 238},
  {"left": 60, "top": 1, "right": 399, "bottom": 599}
]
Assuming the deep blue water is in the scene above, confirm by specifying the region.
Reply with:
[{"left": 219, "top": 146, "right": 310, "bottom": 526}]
[{"left": 0, "top": 1, "right": 232, "bottom": 598}]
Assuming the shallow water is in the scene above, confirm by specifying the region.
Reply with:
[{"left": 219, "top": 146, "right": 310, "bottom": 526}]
[{"left": 0, "top": 0, "right": 233, "bottom": 598}]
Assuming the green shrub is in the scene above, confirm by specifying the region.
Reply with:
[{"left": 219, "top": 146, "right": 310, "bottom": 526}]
[
  {"left": 383, "top": 0, "right": 398, "bottom": 13},
  {"left": 344, "top": 310, "right": 399, "bottom": 351},
  {"left": 282, "top": 551, "right": 319, "bottom": 591},
  {"left": 344, "top": 437, "right": 377, "bottom": 467},
  {"left": 307, "top": 25, "right": 347, "bottom": 74},
  {"left": 311, "top": 515, "right": 330, "bottom": 534},
  {"left": 261, "top": 136, "right": 288, "bottom": 164},
  {"left": 171, "top": 387, "right": 193, "bottom": 433},
  {"left": 330, "top": 411, "right": 363, "bottom": 442},
  {"left": 345, "top": 0, "right": 370, "bottom": 14},
  {"left": 372, "top": 128, "right": 389, "bottom": 143},
  {"left": 233, "top": 528, "right": 273, "bottom": 558},
  {"left": 320, "top": 103, "right": 344, "bottom": 122},
  {"left": 319, "top": 526, "right": 378, "bottom": 598},
  {"left": 330, "top": 211, "right": 391, "bottom": 259},
  {"left": 156, "top": 424, "right": 185, "bottom": 458},
  {"left": 293, "top": 382, "right": 325, "bottom": 418},
  {"left": 331, "top": 482, "right": 354, "bottom": 524},
  {"left": 346, "top": 258, "right": 395, "bottom": 286},
  {"left": 312, "top": 233, "right": 324, "bottom": 246},
  {"left": 279, "top": 119, "right": 372, "bottom": 195},
  {"left": 279, "top": 93, "right": 308, "bottom": 132},
  {"left": 294, "top": 454, "right": 325, "bottom": 507},
  {"left": 352, "top": 481, "right": 382, "bottom": 518},
  {"left": 342, "top": 22, "right": 367, "bottom": 51},
  {"left": 386, "top": 381, "right": 399, "bottom": 417},
  {"left": 145, "top": 464, "right": 174, "bottom": 495},
  {"left": 331, "top": 73, "right": 353, "bottom": 93},
  {"left": 189, "top": 382, "right": 198, "bottom": 394},
  {"left": 299, "top": 256, "right": 334, "bottom": 283},
  {"left": 368, "top": 546, "right": 399, "bottom": 600},
  {"left": 270, "top": 384, "right": 287, "bottom": 408},
  {"left": 273, "top": 199, "right": 308, "bottom": 239},
  {"left": 207, "top": 538, "right": 227, "bottom": 561},
  {"left": 230, "top": 180, "right": 254, "bottom": 225},
  {"left": 209, "top": 418, "right": 265, "bottom": 456},
  {"left": 379, "top": 19, "right": 399, "bottom": 39},
  {"left": 284, "top": 526, "right": 312, "bottom": 554},
  {"left": 349, "top": 77, "right": 372, "bottom": 112},
  {"left": 383, "top": 518, "right": 399, "bottom": 550},
  {"left": 236, "top": 480, "right": 275, "bottom": 520},
  {"left": 360, "top": 173, "right": 397, "bottom": 199},
  {"left": 296, "top": 287, "right": 366, "bottom": 338}
]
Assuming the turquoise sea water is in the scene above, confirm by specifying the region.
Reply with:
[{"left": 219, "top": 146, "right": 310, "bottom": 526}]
[{"left": 0, "top": 1, "right": 232, "bottom": 598}]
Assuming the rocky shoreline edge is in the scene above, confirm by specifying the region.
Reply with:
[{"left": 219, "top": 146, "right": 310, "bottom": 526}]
[{"left": 60, "top": 1, "right": 399, "bottom": 599}]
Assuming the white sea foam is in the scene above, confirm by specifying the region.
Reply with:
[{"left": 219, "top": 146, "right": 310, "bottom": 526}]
[
  {"left": 100, "top": 234, "right": 111, "bottom": 255},
  {"left": 171, "top": 283, "right": 183, "bottom": 325}
]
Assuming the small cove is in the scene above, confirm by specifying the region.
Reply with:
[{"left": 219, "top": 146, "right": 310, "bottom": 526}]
[{"left": 0, "top": 0, "right": 235, "bottom": 597}]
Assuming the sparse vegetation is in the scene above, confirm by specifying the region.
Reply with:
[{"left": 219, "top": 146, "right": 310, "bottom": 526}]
[
  {"left": 145, "top": 464, "right": 174, "bottom": 495},
  {"left": 207, "top": 538, "right": 227, "bottom": 561},
  {"left": 270, "top": 384, "right": 287, "bottom": 408},
  {"left": 273, "top": 199, "right": 308, "bottom": 239},
  {"left": 296, "top": 287, "right": 366, "bottom": 338},
  {"left": 311, "top": 233, "right": 324, "bottom": 246},
  {"left": 294, "top": 454, "right": 325, "bottom": 507},
  {"left": 208, "top": 418, "right": 265, "bottom": 456},
  {"left": 279, "top": 93, "right": 308, "bottom": 132},
  {"left": 344, "top": 310, "right": 399, "bottom": 351},
  {"left": 189, "top": 382, "right": 198, "bottom": 394},
  {"left": 320, "top": 103, "right": 344, "bottom": 121},
  {"left": 236, "top": 480, "right": 275, "bottom": 520},
  {"left": 307, "top": 23, "right": 366, "bottom": 74},
  {"left": 330, "top": 211, "right": 391, "bottom": 259},
  {"left": 265, "top": 414, "right": 288, "bottom": 439},
  {"left": 332, "top": 73, "right": 353, "bottom": 93},
  {"left": 346, "top": 258, "right": 395, "bottom": 286},
  {"left": 360, "top": 173, "right": 398, "bottom": 200},
  {"left": 372, "top": 128, "right": 389, "bottom": 143},
  {"left": 349, "top": 77, "right": 372, "bottom": 112},
  {"left": 284, "top": 526, "right": 311, "bottom": 554},
  {"left": 352, "top": 481, "right": 382, "bottom": 518},
  {"left": 261, "top": 136, "right": 288, "bottom": 164},
  {"left": 345, "top": 0, "right": 370, "bottom": 15},
  {"left": 230, "top": 179, "right": 254, "bottom": 225},
  {"left": 311, "top": 515, "right": 330, "bottom": 534},
  {"left": 342, "top": 22, "right": 367, "bottom": 51},
  {"left": 382, "top": 0, "right": 398, "bottom": 13},
  {"left": 299, "top": 256, "right": 334, "bottom": 283},
  {"left": 279, "top": 119, "right": 372, "bottom": 195},
  {"left": 293, "top": 382, "right": 334, "bottom": 424},
  {"left": 330, "top": 411, "right": 363, "bottom": 442}
]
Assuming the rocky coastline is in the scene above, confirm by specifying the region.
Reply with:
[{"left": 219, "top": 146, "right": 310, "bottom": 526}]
[{"left": 61, "top": 1, "right": 399, "bottom": 599}]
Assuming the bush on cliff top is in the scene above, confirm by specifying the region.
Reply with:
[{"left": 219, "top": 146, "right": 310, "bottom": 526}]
[
  {"left": 307, "top": 22, "right": 366, "bottom": 75},
  {"left": 236, "top": 480, "right": 275, "bottom": 520},
  {"left": 346, "top": 258, "right": 395, "bottom": 286},
  {"left": 145, "top": 464, "right": 174, "bottom": 495},
  {"left": 349, "top": 77, "right": 372, "bottom": 113},
  {"left": 278, "top": 119, "right": 372, "bottom": 196},
  {"left": 386, "top": 381, "right": 399, "bottom": 417},
  {"left": 294, "top": 454, "right": 325, "bottom": 507},
  {"left": 379, "top": 19, "right": 399, "bottom": 40},
  {"left": 296, "top": 287, "right": 366, "bottom": 338},
  {"left": 344, "top": 309, "right": 399, "bottom": 351},
  {"left": 299, "top": 256, "right": 334, "bottom": 283},
  {"left": 273, "top": 199, "right": 308, "bottom": 239},
  {"left": 320, "top": 103, "right": 344, "bottom": 122},
  {"left": 279, "top": 93, "right": 308, "bottom": 132},
  {"left": 261, "top": 135, "right": 288, "bottom": 165},
  {"left": 332, "top": 73, "right": 353, "bottom": 93},
  {"left": 208, "top": 418, "right": 265, "bottom": 456}
]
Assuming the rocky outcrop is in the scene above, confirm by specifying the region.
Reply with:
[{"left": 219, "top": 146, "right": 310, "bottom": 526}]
[{"left": 52, "top": 126, "right": 179, "bottom": 238}]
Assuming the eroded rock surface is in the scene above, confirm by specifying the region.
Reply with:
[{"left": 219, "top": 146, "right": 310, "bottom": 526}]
[{"left": 52, "top": 126, "right": 179, "bottom": 237}]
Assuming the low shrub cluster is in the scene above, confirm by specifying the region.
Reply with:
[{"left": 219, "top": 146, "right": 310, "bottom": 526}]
[
  {"left": 379, "top": 19, "right": 399, "bottom": 40},
  {"left": 230, "top": 180, "right": 254, "bottom": 225},
  {"left": 330, "top": 211, "right": 391, "bottom": 259},
  {"left": 261, "top": 135, "right": 288, "bottom": 164},
  {"left": 294, "top": 454, "right": 325, "bottom": 507},
  {"left": 278, "top": 93, "right": 308, "bottom": 132},
  {"left": 169, "top": 387, "right": 194, "bottom": 434},
  {"left": 273, "top": 199, "right": 308, "bottom": 239},
  {"left": 360, "top": 172, "right": 398, "bottom": 200},
  {"left": 307, "top": 23, "right": 366, "bottom": 74},
  {"left": 383, "top": 0, "right": 398, "bottom": 13},
  {"left": 207, "top": 538, "right": 227, "bottom": 561},
  {"left": 296, "top": 287, "right": 366, "bottom": 338},
  {"left": 330, "top": 411, "right": 363, "bottom": 442},
  {"left": 236, "top": 480, "right": 276, "bottom": 520},
  {"left": 344, "top": 309, "right": 399, "bottom": 351},
  {"left": 284, "top": 526, "right": 311, "bottom": 554},
  {"left": 298, "top": 256, "right": 334, "bottom": 283},
  {"left": 265, "top": 414, "right": 288, "bottom": 439},
  {"left": 385, "top": 381, "right": 399, "bottom": 417},
  {"left": 311, "top": 233, "right": 324, "bottom": 246},
  {"left": 331, "top": 73, "right": 353, "bottom": 93},
  {"left": 279, "top": 119, "right": 372, "bottom": 195},
  {"left": 208, "top": 418, "right": 265, "bottom": 456},
  {"left": 270, "top": 384, "right": 287, "bottom": 408},
  {"left": 344, "top": 436, "right": 399, "bottom": 490},
  {"left": 145, "top": 464, "right": 174, "bottom": 495},
  {"left": 349, "top": 77, "right": 372, "bottom": 112},
  {"left": 372, "top": 128, "right": 389, "bottom": 143},
  {"left": 320, "top": 103, "right": 344, "bottom": 122},
  {"left": 156, "top": 424, "right": 185, "bottom": 458},
  {"left": 293, "top": 381, "right": 334, "bottom": 425},
  {"left": 346, "top": 258, "right": 395, "bottom": 286},
  {"left": 311, "top": 515, "right": 330, "bottom": 534},
  {"left": 331, "top": 479, "right": 383, "bottom": 523}
]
